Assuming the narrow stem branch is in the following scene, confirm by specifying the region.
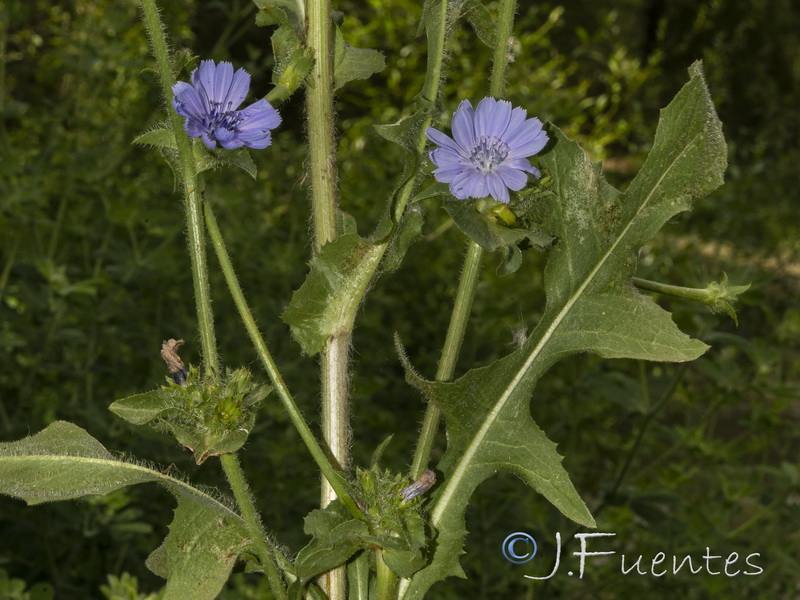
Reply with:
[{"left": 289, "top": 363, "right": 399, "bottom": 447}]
[
  {"left": 0, "top": 232, "right": 20, "bottom": 300},
  {"left": 410, "top": 242, "right": 484, "bottom": 478},
  {"left": 220, "top": 454, "right": 286, "bottom": 600},
  {"left": 409, "top": 0, "right": 517, "bottom": 480},
  {"left": 390, "top": 0, "right": 448, "bottom": 224},
  {"left": 602, "top": 363, "right": 688, "bottom": 511},
  {"left": 184, "top": 185, "right": 219, "bottom": 373},
  {"left": 204, "top": 202, "right": 362, "bottom": 520},
  {"left": 139, "top": 0, "right": 218, "bottom": 372},
  {"left": 47, "top": 196, "right": 68, "bottom": 261},
  {"left": 632, "top": 276, "right": 712, "bottom": 303}
]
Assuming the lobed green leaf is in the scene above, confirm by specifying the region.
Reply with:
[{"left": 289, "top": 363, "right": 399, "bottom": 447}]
[{"left": 399, "top": 62, "right": 726, "bottom": 599}]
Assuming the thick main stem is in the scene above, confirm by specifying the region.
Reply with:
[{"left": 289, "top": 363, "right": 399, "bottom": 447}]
[{"left": 305, "top": 0, "right": 348, "bottom": 596}]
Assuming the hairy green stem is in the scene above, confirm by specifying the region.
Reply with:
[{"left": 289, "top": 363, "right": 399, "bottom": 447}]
[
  {"left": 408, "top": 0, "right": 518, "bottom": 480},
  {"left": 306, "top": 3, "right": 339, "bottom": 254},
  {"left": 220, "top": 454, "right": 287, "bottom": 600},
  {"left": 139, "top": 0, "right": 218, "bottom": 373},
  {"left": 632, "top": 276, "right": 714, "bottom": 303},
  {"left": 204, "top": 202, "right": 362, "bottom": 520},
  {"left": 489, "top": 0, "right": 517, "bottom": 98},
  {"left": 306, "top": 0, "right": 347, "bottom": 596}
]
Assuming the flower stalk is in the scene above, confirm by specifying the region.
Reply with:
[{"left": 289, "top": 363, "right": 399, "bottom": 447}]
[
  {"left": 204, "top": 202, "right": 363, "bottom": 520},
  {"left": 409, "top": 0, "right": 520, "bottom": 480},
  {"left": 139, "top": 0, "right": 218, "bottom": 374},
  {"left": 633, "top": 274, "right": 749, "bottom": 325}
]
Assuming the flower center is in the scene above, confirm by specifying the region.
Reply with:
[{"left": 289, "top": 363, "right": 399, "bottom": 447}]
[
  {"left": 468, "top": 136, "right": 509, "bottom": 173},
  {"left": 205, "top": 101, "right": 243, "bottom": 135}
]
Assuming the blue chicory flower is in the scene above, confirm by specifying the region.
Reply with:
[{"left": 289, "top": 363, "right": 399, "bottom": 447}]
[
  {"left": 426, "top": 98, "right": 548, "bottom": 204},
  {"left": 172, "top": 60, "right": 280, "bottom": 150}
]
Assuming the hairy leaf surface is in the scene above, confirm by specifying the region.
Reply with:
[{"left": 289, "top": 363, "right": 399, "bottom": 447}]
[
  {"left": 282, "top": 233, "right": 384, "bottom": 355},
  {"left": 0, "top": 422, "right": 250, "bottom": 600},
  {"left": 399, "top": 63, "right": 725, "bottom": 599}
]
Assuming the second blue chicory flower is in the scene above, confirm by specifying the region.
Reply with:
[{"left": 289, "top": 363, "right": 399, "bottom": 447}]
[{"left": 426, "top": 98, "right": 548, "bottom": 204}]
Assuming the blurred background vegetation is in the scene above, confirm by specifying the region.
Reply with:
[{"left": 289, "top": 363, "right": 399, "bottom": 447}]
[{"left": 1, "top": 0, "right": 798, "bottom": 598}]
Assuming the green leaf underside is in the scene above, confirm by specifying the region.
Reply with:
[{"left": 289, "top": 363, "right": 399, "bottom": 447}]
[
  {"left": 333, "top": 26, "right": 385, "bottom": 91},
  {"left": 214, "top": 148, "right": 258, "bottom": 179},
  {"left": 444, "top": 200, "right": 531, "bottom": 251},
  {"left": 399, "top": 63, "right": 725, "bottom": 599},
  {"left": 293, "top": 502, "right": 370, "bottom": 584},
  {"left": 133, "top": 127, "right": 177, "bottom": 149},
  {"left": 383, "top": 205, "right": 424, "bottom": 273},
  {"left": 347, "top": 552, "right": 370, "bottom": 600},
  {"left": 147, "top": 497, "right": 250, "bottom": 600},
  {"left": 461, "top": 0, "right": 496, "bottom": 47},
  {"left": 292, "top": 500, "right": 424, "bottom": 593},
  {"left": 0, "top": 422, "right": 250, "bottom": 600},
  {"left": 282, "top": 233, "right": 384, "bottom": 355},
  {"left": 253, "top": 0, "right": 305, "bottom": 40},
  {"left": 109, "top": 390, "right": 171, "bottom": 424}
]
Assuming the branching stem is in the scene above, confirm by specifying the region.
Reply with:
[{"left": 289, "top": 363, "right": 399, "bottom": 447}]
[
  {"left": 204, "top": 202, "right": 363, "bottom": 520},
  {"left": 409, "top": 0, "right": 519, "bottom": 480}
]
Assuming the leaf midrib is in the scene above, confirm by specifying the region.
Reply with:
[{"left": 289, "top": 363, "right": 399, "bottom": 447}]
[
  {"left": 0, "top": 454, "right": 242, "bottom": 519},
  {"left": 428, "top": 128, "right": 703, "bottom": 529}
]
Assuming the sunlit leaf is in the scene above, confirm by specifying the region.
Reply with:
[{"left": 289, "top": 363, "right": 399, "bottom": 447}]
[{"left": 399, "top": 62, "right": 725, "bottom": 599}]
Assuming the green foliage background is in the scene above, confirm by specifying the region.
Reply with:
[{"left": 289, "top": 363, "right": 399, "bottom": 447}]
[{"left": 1, "top": 0, "right": 798, "bottom": 598}]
